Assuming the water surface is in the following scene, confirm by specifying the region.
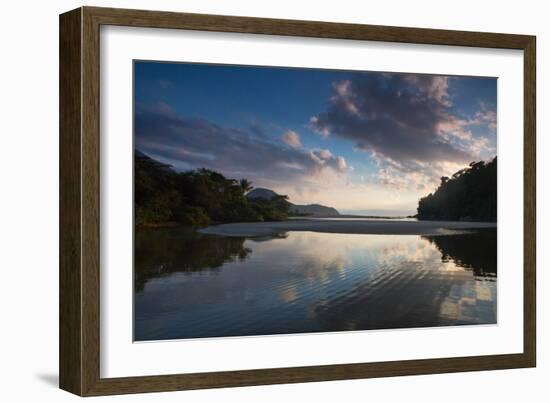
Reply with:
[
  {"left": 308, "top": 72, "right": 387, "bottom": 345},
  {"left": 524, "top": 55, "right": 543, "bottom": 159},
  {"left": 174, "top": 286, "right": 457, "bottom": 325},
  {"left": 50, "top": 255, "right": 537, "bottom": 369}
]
[{"left": 134, "top": 228, "right": 496, "bottom": 341}]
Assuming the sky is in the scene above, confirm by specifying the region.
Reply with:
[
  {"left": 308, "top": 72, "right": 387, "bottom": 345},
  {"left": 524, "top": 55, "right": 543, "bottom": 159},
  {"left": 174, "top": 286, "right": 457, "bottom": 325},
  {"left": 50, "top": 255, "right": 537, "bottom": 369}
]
[{"left": 134, "top": 61, "right": 497, "bottom": 216}]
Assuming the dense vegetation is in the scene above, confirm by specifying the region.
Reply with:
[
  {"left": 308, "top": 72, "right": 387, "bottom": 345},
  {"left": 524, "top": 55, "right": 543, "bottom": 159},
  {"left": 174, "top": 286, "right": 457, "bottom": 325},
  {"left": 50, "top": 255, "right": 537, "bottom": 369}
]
[
  {"left": 135, "top": 151, "right": 290, "bottom": 227},
  {"left": 417, "top": 158, "right": 497, "bottom": 222}
]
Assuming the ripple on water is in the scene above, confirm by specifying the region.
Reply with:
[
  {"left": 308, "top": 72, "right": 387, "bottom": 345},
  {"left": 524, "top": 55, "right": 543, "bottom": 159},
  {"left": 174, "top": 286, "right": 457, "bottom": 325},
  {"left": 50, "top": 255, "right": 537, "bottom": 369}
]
[{"left": 134, "top": 229, "right": 497, "bottom": 341}]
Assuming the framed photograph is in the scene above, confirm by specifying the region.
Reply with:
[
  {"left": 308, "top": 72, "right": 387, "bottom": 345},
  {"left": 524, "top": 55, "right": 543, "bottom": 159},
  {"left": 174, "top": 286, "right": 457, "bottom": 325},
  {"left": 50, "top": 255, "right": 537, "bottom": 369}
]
[{"left": 59, "top": 6, "right": 536, "bottom": 396}]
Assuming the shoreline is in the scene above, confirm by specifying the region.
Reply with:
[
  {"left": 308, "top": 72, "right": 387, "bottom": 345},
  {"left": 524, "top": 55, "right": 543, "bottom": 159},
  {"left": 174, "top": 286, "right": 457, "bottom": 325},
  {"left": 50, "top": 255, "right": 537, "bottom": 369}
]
[{"left": 198, "top": 218, "right": 497, "bottom": 237}]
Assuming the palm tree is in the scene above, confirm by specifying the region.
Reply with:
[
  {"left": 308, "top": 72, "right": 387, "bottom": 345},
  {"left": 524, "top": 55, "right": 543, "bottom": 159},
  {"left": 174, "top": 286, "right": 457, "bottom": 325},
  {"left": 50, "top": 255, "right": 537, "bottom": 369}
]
[{"left": 239, "top": 178, "right": 253, "bottom": 193}]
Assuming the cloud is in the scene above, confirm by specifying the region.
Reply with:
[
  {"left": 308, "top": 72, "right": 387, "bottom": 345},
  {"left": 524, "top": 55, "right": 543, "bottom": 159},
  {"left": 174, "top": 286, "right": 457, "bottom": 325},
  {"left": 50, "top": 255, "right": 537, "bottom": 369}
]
[
  {"left": 135, "top": 105, "right": 347, "bottom": 188},
  {"left": 309, "top": 72, "right": 496, "bottom": 188},
  {"left": 337, "top": 156, "right": 347, "bottom": 172},
  {"left": 310, "top": 74, "right": 470, "bottom": 169},
  {"left": 309, "top": 149, "right": 347, "bottom": 174},
  {"left": 404, "top": 75, "right": 451, "bottom": 106},
  {"left": 437, "top": 116, "right": 495, "bottom": 158},
  {"left": 145, "top": 101, "right": 178, "bottom": 117},
  {"left": 281, "top": 130, "right": 302, "bottom": 149},
  {"left": 158, "top": 79, "right": 175, "bottom": 89},
  {"left": 472, "top": 102, "right": 497, "bottom": 132}
]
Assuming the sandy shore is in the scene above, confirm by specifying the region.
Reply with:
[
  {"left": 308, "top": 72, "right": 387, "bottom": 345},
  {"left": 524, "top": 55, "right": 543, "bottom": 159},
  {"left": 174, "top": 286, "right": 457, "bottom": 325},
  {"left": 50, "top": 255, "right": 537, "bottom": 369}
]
[{"left": 198, "top": 219, "right": 497, "bottom": 237}]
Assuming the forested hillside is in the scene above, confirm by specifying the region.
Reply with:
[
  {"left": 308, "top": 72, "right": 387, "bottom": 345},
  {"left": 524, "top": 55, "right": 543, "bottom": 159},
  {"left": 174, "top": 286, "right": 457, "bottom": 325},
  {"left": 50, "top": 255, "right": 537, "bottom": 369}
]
[
  {"left": 135, "top": 151, "right": 290, "bottom": 227},
  {"left": 417, "top": 158, "right": 497, "bottom": 222}
]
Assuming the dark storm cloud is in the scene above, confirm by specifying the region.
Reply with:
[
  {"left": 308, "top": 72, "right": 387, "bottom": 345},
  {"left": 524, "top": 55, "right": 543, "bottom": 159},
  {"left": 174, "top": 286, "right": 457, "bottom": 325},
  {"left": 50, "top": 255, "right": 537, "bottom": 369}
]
[
  {"left": 309, "top": 73, "right": 472, "bottom": 172},
  {"left": 135, "top": 105, "right": 346, "bottom": 181}
]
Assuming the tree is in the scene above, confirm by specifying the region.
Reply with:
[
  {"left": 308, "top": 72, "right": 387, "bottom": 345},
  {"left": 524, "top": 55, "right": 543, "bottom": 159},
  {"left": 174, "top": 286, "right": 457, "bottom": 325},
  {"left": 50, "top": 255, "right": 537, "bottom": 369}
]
[
  {"left": 417, "top": 157, "right": 496, "bottom": 222},
  {"left": 134, "top": 150, "right": 290, "bottom": 226},
  {"left": 239, "top": 178, "right": 254, "bottom": 193}
]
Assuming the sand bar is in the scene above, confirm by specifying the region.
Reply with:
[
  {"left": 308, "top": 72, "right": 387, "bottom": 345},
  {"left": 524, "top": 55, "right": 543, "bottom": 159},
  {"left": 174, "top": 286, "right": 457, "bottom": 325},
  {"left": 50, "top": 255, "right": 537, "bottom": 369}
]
[{"left": 198, "top": 219, "right": 496, "bottom": 237}]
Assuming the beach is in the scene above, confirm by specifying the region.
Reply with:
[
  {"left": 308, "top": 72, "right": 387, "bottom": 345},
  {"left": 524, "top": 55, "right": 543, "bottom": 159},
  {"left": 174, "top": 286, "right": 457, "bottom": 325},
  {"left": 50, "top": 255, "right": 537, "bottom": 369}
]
[{"left": 198, "top": 218, "right": 497, "bottom": 237}]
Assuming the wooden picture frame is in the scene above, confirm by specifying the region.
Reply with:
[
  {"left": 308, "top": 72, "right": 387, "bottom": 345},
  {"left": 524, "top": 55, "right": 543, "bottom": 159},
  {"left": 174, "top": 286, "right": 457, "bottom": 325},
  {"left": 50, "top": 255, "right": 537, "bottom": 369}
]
[{"left": 59, "top": 6, "right": 536, "bottom": 396}]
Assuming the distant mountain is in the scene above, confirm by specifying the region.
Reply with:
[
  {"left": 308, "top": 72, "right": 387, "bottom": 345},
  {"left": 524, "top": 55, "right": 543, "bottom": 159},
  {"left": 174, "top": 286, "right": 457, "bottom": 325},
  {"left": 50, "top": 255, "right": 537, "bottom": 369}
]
[
  {"left": 246, "top": 187, "right": 340, "bottom": 217},
  {"left": 288, "top": 204, "right": 340, "bottom": 217},
  {"left": 135, "top": 149, "right": 173, "bottom": 170},
  {"left": 246, "top": 188, "right": 280, "bottom": 200}
]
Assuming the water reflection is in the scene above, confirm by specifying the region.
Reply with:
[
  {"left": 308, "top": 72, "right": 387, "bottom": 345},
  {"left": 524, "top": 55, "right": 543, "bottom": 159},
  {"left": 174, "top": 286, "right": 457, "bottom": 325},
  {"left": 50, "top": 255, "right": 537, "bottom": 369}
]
[
  {"left": 134, "top": 228, "right": 496, "bottom": 341},
  {"left": 134, "top": 227, "right": 252, "bottom": 292},
  {"left": 422, "top": 230, "right": 497, "bottom": 277}
]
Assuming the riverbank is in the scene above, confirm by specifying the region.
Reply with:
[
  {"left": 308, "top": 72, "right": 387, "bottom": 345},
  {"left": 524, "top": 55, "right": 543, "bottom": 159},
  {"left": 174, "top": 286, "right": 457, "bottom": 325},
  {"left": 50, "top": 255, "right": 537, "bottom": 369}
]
[{"left": 198, "top": 218, "right": 496, "bottom": 237}]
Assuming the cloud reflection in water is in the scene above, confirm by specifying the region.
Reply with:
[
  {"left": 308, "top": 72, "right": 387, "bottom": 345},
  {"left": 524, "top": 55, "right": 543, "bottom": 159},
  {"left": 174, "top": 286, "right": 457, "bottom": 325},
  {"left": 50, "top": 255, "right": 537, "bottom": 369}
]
[{"left": 134, "top": 228, "right": 496, "bottom": 341}]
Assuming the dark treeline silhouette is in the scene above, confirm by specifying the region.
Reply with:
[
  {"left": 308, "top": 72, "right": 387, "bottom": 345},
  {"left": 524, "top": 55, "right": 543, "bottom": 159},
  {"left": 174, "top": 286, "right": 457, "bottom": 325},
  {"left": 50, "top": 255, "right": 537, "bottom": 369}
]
[
  {"left": 135, "top": 150, "right": 290, "bottom": 226},
  {"left": 417, "top": 158, "right": 497, "bottom": 222}
]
